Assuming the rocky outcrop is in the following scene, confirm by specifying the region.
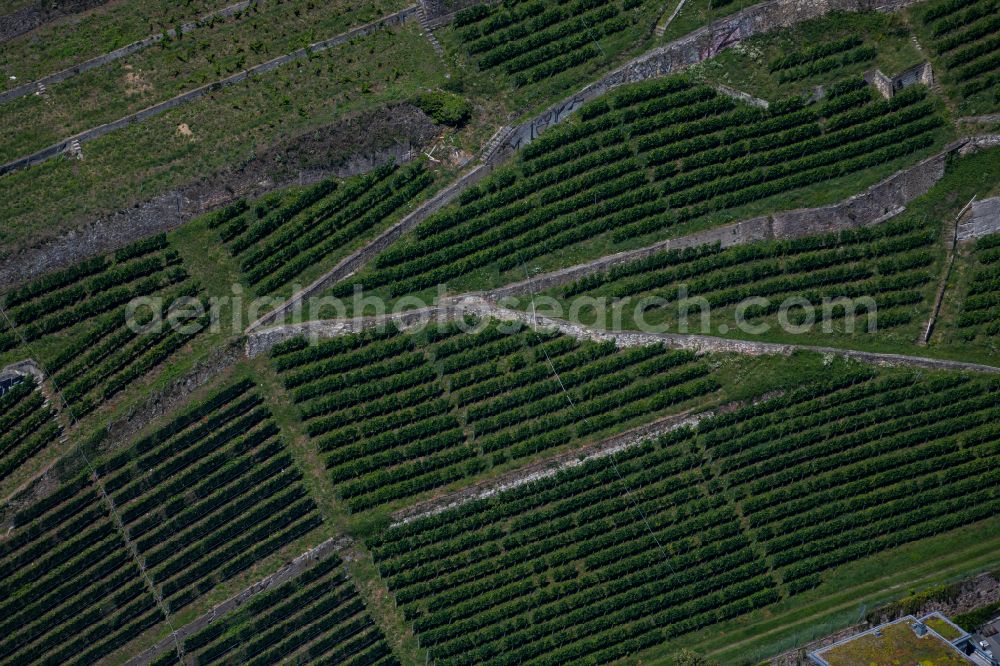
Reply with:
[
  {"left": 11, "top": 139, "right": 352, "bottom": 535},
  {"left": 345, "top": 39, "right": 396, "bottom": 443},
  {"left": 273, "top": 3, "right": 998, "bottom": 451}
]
[{"left": 0, "top": 0, "right": 109, "bottom": 43}]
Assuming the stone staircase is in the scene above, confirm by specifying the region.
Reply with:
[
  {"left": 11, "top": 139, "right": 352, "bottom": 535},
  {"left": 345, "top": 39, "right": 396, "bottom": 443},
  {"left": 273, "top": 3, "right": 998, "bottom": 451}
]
[
  {"left": 417, "top": 5, "right": 444, "bottom": 56},
  {"left": 66, "top": 138, "right": 83, "bottom": 160},
  {"left": 480, "top": 125, "right": 514, "bottom": 164}
]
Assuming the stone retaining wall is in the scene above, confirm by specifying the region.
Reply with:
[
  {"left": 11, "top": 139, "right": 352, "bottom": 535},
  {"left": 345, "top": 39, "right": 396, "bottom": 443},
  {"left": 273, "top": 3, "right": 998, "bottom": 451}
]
[
  {"left": 124, "top": 535, "right": 352, "bottom": 666},
  {"left": 489, "top": 139, "right": 964, "bottom": 298},
  {"left": 0, "top": 106, "right": 431, "bottom": 291},
  {"left": 958, "top": 197, "right": 1000, "bottom": 241},
  {"left": 247, "top": 162, "right": 494, "bottom": 330},
  {"left": 491, "top": 0, "right": 913, "bottom": 163},
  {"left": 245, "top": 296, "right": 1000, "bottom": 374}
]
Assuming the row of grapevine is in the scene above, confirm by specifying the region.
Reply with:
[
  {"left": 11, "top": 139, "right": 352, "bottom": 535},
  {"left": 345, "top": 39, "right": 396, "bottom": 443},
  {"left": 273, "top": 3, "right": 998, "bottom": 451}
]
[
  {"left": 558, "top": 215, "right": 940, "bottom": 333},
  {"left": 922, "top": 0, "right": 1000, "bottom": 103},
  {"left": 94, "top": 377, "right": 322, "bottom": 612},
  {"left": 362, "top": 366, "right": 998, "bottom": 663},
  {"left": 0, "top": 375, "right": 62, "bottom": 482},
  {"left": 269, "top": 318, "right": 718, "bottom": 512},
  {"left": 213, "top": 161, "right": 433, "bottom": 295},
  {"left": 334, "top": 75, "right": 944, "bottom": 300},
  {"left": 701, "top": 371, "right": 1000, "bottom": 587},
  {"left": 768, "top": 36, "right": 877, "bottom": 83},
  {"left": 367, "top": 433, "right": 778, "bottom": 666},
  {"left": 98, "top": 380, "right": 321, "bottom": 611},
  {"left": 0, "top": 471, "right": 164, "bottom": 665},
  {"left": 956, "top": 232, "right": 1000, "bottom": 339},
  {"left": 453, "top": 0, "right": 646, "bottom": 87},
  {"left": 0, "top": 234, "right": 207, "bottom": 418},
  {"left": 171, "top": 552, "right": 398, "bottom": 666}
]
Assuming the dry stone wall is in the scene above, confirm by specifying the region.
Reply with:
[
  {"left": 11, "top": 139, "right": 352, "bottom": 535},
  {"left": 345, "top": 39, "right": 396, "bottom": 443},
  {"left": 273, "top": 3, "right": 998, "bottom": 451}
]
[
  {"left": 245, "top": 296, "right": 1000, "bottom": 374},
  {"left": 489, "top": 139, "right": 964, "bottom": 298},
  {"left": 491, "top": 0, "right": 914, "bottom": 162},
  {"left": 958, "top": 196, "right": 1000, "bottom": 241},
  {"left": 0, "top": 6, "right": 419, "bottom": 178}
]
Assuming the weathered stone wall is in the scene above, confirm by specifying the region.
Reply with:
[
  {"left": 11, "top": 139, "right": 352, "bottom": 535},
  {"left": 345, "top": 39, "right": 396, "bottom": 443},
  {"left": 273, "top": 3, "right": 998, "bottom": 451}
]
[
  {"left": 421, "top": 0, "right": 494, "bottom": 28},
  {"left": 102, "top": 339, "right": 244, "bottom": 454},
  {"left": 0, "top": 103, "right": 436, "bottom": 291},
  {"left": 0, "top": 0, "right": 109, "bottom": 43},
  {"left": 246, "top": 296, "right": 1000, "bottom": 374},
  {"left": 958, "top": 196, "right": 1000, "bottom": 241},
  {"left": 392, "top": 408, "right": 712, "bottom": 525},
  {"left": 493, "top": 0, "right": 895, "bottom": 160},
  {"left": 866, "top": 68, "right": 895, "bottom": 98},
  {"left": 248, "top": 162, "right": 494, "bottom": 330},
  {"left": 125, "top": 535, "right": 352, "bottom": 666},
  {"left": 489, "top": 140, "right": 963, "bottom": 299}
]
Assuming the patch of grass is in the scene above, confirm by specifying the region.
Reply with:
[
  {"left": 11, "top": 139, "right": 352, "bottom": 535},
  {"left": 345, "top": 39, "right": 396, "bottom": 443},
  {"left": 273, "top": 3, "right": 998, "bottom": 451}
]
[
  {"left": 0, "top": 0, "right": 413, "bottom": 163},
  {"left": 818, "top": 619, "right": 969, "bottom": 665},
  {"left": 1, "top": 0, "right": 408, "bottom": 90},
  {"left": 0, "top": 22, "right": 450, "bottom": 257},
  {"left": 692, "top": 12, "right": 925, "bottom": 101}
]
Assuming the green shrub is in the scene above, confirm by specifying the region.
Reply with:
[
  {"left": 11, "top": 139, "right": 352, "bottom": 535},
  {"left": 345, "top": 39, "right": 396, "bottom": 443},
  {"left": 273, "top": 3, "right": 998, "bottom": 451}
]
[{"left": 414, "top": 90, "right": 473, "bottom": 127}]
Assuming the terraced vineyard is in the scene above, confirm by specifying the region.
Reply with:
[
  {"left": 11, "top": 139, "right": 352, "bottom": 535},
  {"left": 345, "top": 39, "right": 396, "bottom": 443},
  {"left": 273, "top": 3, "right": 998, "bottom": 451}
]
[
  {"left": 0, "top": 234, "right": 206, "bottom": 418},
  {"left": 369, "top": 368, "right": 1000, "bottom": 665},
  {"left": 0, "top": 472, "right": 165, "bottom": 665},
  {"left": 557, "top": 215, "right": 940, "bottom": 333},
  {"left": 0, "top": 375, "right": 323, "bottom": 665},
  {"left": 921, "top": 0, "right": 1000, "bottom": 110},
  {"left": 956, "top": 232, "right": 1000, "bottom": 339},
  {"left": 213, "top": 161, "right": 435, "bottom": 295},
  {"left": 368, "top": 433, "right": 779, "bottom": 666},
  {"left": 0, "top": 375, "right": 62, "bottom": 482},
  {"left": 453, "top": 0, "right": 647, "bottom": 86},
  {"left": 703, "top": 370, "right": 1000, "bottom": 593},
  {"left": 168, "top": 552, "right": 397, "bottom": 666},
  {"left": 768, "top": 35, "right": 877, "bottom": 84},
  {"left": 96, "top": 377, "right": 323, "bottom": 611},
  {"left": 335, "top": 76, "right": 945, "bottom": 298},
  {"left": 270, "top": 320, "right": 719, "bottom": 511}
]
